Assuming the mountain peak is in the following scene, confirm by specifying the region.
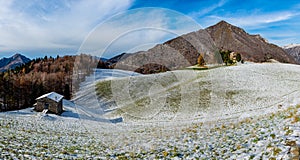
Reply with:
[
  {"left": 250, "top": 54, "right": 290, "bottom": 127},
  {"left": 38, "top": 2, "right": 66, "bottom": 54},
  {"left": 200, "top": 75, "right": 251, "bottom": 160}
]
[
  {"left": 0, "top": 53, "right": 30, "bottom": 72},
  {"left": 12, "top": 53, "right": 22, "bottom": 59},
  {"left": 207, "top": 20, "right": 242, "bottom": 32},
  {"left": 216, "top": 20, "right": 231, "bottom": 26},
  {"left": 208, "top": 20, "right": 237, "bottom": 30},
  {"left": 205, "top": 21, "right": 297, "bottom": 64}
]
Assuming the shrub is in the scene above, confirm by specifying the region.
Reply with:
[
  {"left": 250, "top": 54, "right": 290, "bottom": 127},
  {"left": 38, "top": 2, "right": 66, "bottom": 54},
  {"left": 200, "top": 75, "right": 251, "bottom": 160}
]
[
  {"left": 236, "top": 53, "right": 242, "bottom": 62},
  {"left": 197, "top": 54, "right": 205, "bottom": 66}
]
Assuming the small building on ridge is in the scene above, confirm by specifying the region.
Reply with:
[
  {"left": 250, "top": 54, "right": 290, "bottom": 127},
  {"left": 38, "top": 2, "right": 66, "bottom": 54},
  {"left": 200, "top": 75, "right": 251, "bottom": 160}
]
[{"left": 35, "top": 92, "right": 64, "bottom": 115}]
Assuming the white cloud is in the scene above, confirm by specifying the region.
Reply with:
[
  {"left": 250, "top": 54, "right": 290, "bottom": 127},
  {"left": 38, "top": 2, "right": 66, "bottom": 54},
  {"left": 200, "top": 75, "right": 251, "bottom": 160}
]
[
  {"left": 189, "top": 0, "right": 228, "bottom": 18},
  {"left": 78, "top": 8, "right": 202, "bottom": 58},
  {"left": 206, "top": 11, "right": 296, "bottom": 27},
  {"left": 0, "top": 0, "right": 133, "bottom": 56}
]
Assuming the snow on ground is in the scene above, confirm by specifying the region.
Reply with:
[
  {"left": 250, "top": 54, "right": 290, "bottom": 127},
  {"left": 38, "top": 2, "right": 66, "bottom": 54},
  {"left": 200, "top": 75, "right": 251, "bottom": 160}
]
[
  {"left": 0, "top": 63, "right": 300, "bottom": 159},
  {"left": 97, "top": 63, "right": 300, "bottom": 123},
  {"left": 71, "top": 69, "right": 140, "bottom": 120}
]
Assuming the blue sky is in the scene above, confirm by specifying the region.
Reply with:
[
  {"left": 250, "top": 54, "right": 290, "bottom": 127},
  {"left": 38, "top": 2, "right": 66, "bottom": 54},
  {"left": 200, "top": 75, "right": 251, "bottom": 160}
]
[{"left": 0, "top": 0, "right": 300, "bottom": 59}]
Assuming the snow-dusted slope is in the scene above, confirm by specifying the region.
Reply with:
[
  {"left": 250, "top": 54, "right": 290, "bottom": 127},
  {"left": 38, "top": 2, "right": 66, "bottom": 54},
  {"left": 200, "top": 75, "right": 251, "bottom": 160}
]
[
  {"left": 1, "top": 63, "right": 300, "bottom": 159},
  {"left": 71, "top": 69, "right": 141, "bottom": 122},
  {"left": 96, "top": 63, "right": 300, "bottom": 122}
]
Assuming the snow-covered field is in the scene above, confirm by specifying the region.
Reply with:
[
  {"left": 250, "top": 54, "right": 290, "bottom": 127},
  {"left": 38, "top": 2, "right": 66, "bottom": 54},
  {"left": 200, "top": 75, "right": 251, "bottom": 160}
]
[
  {"left": 97, "top": 63, "right": 300, "bottom": 123},
  {"left": 0, "top": 63, "right": 300, "bottom": 159}
]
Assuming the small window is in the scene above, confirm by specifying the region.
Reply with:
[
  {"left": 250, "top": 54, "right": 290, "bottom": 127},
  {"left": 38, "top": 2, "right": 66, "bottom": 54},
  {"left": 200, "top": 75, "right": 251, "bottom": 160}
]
[{"left": 44, "top": 103, "right": 49, "bottom": 109}]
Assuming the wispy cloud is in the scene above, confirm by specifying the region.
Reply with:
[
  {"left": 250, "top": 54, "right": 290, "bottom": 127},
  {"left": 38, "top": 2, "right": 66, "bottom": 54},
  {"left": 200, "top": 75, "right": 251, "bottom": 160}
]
[
  {"left": 79, "top": 8, "right": 202, "bottom": 58},
  {"left": 189, "top": 0, "right": 228, "bottom": 18},
  {"left": 208, "top": 11, "right": 296, "bottom": 27},
  {"left": 1, "top": 0, "right": 300, "bottom": 57},
  {"left": 0, "top": 0, "right": 133, "bottom": 57}
]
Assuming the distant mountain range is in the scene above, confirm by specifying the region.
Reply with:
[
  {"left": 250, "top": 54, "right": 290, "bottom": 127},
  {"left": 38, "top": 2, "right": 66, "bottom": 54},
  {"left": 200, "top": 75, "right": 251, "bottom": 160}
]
[
  {"left": 0, "top": 54, "right": 31, "bottom": 72},
  {"left": 99, "top": 21, "right": 297, "bottom": 74},
  {"left": 1, "top": 21, "right": 299, "bottom": 74},
  {"left": 283, "top": 44, "right": 300, "bottom": 64}
]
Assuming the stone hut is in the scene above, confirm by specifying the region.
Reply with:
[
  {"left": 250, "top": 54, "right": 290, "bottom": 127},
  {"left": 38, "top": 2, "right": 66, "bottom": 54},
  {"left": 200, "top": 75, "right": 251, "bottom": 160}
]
[{"left": 35, "top": 92, "right": 64, "bottom": 115}]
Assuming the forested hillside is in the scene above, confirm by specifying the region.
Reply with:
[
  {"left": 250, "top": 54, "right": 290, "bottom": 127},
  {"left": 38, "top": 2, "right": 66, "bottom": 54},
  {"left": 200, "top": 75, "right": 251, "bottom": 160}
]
[{"left": 0, "top": 54, "right": 96, "bottom": 111}]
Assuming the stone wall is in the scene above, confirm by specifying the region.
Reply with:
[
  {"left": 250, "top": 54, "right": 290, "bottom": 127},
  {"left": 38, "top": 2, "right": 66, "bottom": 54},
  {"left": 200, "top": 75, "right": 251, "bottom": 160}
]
[{"left": 35, "top": 98, "right": 63, "bottom": 115}]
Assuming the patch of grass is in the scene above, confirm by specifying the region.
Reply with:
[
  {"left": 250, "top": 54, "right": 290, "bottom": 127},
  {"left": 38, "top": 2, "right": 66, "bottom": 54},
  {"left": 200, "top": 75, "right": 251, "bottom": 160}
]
[
  {"left": 117, "top": 155, "right": 129, "bottom": 160},
  {"left": 186, "top": 66, "right": 209, "bottom": 70},
  {"left": 162, "top": 150, "right": 168, "bottom": 157},
  {"left": 272, "top": 147, "right": 282, "bottom": 156},
  {"left": 134, "top": 97, "right": 150, "bottom": 107},
  {"left": 285, "top": 140, "right": 297, "bottom": 146},
  {"left": 156, "top": 72, "right": 179, "bottom": 87},
  {"left": 285, "top": 129, "right": 293, "bottom": 135},
  {"left": 96, "top": 80, "right": 112, "bottom": 100},
  {"left": 270, "top": 133, "right": 276, "bottom": 139},
  {"left": 252, "top": 137, "right": 259, "bottom": 143},
  {"left": 292, "top": 115, "right": 300, "bottom": 123},
  {"left": 225, "top": 90, "right": 240, "bottom": 99}
]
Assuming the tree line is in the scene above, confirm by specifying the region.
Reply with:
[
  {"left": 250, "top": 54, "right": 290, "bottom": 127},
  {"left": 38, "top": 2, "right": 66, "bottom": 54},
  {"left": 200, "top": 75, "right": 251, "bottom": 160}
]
[{"left": 0, "top": 54, "right": 97, "bottom": 111}]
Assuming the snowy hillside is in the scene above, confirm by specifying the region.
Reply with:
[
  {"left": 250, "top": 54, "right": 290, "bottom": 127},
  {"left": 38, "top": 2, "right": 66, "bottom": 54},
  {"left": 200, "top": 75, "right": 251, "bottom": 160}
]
[
  {"left": 96, "top": 63, "right": 300, "bottom": 123},
  {"left": 0, "top": 63, "right": 300, "bottom": 159},
  {"left": 70, "top": 69, "right": 141, "bottom": 122}
]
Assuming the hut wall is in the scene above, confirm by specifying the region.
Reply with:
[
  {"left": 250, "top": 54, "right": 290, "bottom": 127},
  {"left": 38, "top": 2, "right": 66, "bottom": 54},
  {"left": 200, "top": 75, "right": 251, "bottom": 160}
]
[{"left": 35, "top": 98, "right": 63, "bottom": 114}]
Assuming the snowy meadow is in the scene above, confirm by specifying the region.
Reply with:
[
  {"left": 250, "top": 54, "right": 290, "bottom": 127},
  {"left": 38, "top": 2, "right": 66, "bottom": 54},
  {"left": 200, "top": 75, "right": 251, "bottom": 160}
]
[{"left": 1, "top": 63, "right": 300, "bottom": 159}]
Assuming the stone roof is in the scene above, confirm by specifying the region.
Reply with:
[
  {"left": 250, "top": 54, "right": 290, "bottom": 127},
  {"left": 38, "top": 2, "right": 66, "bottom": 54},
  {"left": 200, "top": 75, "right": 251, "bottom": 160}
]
[{"left": 36, "top": 92, "right": 64, "bottom": 102}]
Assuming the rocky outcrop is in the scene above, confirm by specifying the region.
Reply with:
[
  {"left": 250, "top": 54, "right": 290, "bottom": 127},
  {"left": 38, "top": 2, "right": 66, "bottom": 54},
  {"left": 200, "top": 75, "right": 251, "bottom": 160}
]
[{"left": 283, "top": 44, "right": 300, "bottom": 64}]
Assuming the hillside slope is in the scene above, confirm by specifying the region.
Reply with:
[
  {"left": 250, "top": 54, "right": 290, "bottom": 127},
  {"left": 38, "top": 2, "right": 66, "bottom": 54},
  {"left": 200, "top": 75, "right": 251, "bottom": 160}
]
[
  {"left": 1, "top": 63, "right": 300, "bottom": 159},
  {"left": 1, "top": 95, "right": 300, "bottom": 159},
  {"left": 99, "top": 21, "right": 298, "bottom": 74},
  {"left": 283, "top": 44, "right": 300, "bottom": 63},
  {"left": 110, "top": 29, "right": 220, "bottom": 74},
  {"left": 206, "top": 21, "right": 297, "bottom": 64},
  {"left": 96, "top": 63, "right": 300, "bottom": 122}
]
